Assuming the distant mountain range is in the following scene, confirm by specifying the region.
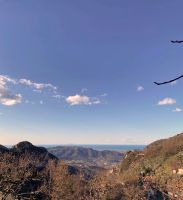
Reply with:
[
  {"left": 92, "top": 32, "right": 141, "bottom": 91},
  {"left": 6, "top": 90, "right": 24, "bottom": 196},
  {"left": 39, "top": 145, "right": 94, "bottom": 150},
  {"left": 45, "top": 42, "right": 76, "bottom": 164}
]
[{"left": 48, "top": 146, "right": 124, "bottom": 168}]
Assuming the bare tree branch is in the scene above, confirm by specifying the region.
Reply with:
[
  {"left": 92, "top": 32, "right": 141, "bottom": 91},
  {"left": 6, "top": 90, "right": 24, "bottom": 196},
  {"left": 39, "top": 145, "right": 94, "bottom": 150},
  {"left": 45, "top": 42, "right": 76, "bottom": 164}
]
[
  {"left": 171, "top": 40, "right": 183, "bottom": 43},
  {"left": 154, "top": 41, "right": 183, "bottom": 85},
  {"left": 154, "top": 75, "right": 183, "bottom": 85}
]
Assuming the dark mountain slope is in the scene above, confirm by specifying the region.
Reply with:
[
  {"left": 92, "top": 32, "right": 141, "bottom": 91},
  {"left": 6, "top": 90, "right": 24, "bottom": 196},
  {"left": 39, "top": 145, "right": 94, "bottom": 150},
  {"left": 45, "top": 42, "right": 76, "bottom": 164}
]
[
  {"left": 0, "top": 144, "right": 9, "bottom": 153},
  {"left": 11, "top": 141, "right": 57, "bottom": 161},
  {"left": 0, "top": 141, "right": 87, "bottom": 200}
]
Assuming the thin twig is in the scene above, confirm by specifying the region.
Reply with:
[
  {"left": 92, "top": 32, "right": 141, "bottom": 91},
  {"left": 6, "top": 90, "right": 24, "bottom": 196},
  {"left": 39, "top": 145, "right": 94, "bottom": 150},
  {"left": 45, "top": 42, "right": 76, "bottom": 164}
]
[
  {"left": 171, "top": 40, "right": 183, "bottom": 43},
  {"left": 154, "top": 75, "right": 183, "bottom": 85}
]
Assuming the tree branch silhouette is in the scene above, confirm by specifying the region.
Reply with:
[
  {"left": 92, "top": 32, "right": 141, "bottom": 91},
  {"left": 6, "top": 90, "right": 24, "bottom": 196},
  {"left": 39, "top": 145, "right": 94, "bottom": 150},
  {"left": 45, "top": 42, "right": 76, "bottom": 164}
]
[
  {"left": 154, "top": 40, "right": 183, "bottom": 85},
  {"left": 171, "top": 40, "right": 183, "bottom": 43},
  {"left": 154, "top": 75, "right": 183, "bottom": 85}
]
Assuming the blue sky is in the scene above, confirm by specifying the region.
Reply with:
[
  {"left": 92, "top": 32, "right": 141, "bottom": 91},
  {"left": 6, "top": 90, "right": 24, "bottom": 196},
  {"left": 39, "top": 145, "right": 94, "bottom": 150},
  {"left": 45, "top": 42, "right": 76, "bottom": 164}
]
[{"left": 1, "top": 0, "right": 183, "bottom": 145}]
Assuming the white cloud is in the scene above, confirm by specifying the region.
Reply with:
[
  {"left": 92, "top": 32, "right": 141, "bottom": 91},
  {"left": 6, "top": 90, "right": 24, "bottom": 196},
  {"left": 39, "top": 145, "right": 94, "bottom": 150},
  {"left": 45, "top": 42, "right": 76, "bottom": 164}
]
[
  {"left": 0, "top": 88, "right": 22, "bottom": 106},
  {"left": 0, "top": 78, "right": 22, "bottom": 106},
  {"left": 66, "top": 94, "right": 90, "bottom": 105},
  {"left": 0, "top": 75, "right": 57, "bottom": 93},
  {"left": 172, "top": 107, "right": 182, "bottom": 112},
  {"left": 158, "top": 97, "right": 176, "bottom": 106},
  {"left": 0, "top": 75, "right": 16, "bottom": 85},
  {"left": 19, "top": 79, "right": 57, "bottom": 92},
  {"left": 137, "top": 85, "right": 144, "bottom": 92},
  {"left": 40, "top": 100, "right": 43, "bottom": 105},
  {"left": 66, "top": 94, "right": 101, "bottom": 106},
  {"left": 0, "top": 94, "right": 22, "bottom": 106}
]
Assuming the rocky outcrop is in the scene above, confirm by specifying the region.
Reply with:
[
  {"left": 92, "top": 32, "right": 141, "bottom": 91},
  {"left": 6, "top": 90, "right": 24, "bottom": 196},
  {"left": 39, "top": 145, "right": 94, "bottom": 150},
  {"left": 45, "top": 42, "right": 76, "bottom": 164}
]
[{"left": 12, "top": 141, "right": 57, "bottom": 160}]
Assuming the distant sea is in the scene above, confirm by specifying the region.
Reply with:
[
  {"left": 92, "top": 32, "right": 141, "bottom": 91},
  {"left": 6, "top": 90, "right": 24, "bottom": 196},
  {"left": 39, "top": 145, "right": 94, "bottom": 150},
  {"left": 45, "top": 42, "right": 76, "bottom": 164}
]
[{"left": 44, "top": 144, "right": 146, "bottom": 152}]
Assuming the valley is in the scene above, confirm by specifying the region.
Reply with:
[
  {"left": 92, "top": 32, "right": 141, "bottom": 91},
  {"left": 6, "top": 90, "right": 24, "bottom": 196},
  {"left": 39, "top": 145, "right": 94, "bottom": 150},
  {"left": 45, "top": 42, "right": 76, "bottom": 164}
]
[{"left": 0, "top": 133, "right": 183, "bottom": 199}]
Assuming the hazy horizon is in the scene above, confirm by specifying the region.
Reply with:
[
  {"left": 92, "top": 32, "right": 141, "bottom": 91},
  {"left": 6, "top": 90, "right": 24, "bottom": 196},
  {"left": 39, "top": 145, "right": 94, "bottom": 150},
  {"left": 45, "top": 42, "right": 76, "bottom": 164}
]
[
  {"left": 5, "top": 143, "right": 146, "bottom": 152},
  {"left": 5, "top": 142, "right": 147, "bottom": 146}
]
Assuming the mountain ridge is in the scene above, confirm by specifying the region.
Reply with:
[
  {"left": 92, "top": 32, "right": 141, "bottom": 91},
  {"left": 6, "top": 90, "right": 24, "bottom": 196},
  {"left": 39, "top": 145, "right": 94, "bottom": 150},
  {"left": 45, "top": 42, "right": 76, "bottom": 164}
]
[
  {"left": 48, "top": 145, "right": 124, "bottom": 169},
  {"left": 1, "top": 133, "right": 183, "bottom": 199}
]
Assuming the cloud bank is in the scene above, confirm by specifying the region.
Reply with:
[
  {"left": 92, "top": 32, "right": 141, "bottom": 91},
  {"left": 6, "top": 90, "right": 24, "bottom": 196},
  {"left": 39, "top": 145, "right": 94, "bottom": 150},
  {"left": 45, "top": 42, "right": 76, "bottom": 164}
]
[
  {"left": 0, "top": 75, "right": 57, "bottom": 106},
  {"left": 0, "top": 75, "right": 105, "bottom": 107}
]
